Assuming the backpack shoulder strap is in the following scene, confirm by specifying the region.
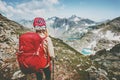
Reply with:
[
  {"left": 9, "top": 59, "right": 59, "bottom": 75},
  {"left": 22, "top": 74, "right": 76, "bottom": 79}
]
[{"left": 34, "top": 36, "right": 47, "bottom": 55}]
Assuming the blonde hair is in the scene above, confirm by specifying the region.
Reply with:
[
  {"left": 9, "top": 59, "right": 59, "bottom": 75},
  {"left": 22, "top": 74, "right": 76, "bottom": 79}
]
[{"left": 36, "top": 28, "right": 49, "bottom": 37}]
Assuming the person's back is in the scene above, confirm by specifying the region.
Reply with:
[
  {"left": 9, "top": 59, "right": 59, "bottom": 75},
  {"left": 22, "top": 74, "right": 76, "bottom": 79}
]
[
  {"left": 33, "top": 17, "right": 55, "bottom": 80},
  {"left": 17, "top": 17, "right": 55, "bottom": 80}
]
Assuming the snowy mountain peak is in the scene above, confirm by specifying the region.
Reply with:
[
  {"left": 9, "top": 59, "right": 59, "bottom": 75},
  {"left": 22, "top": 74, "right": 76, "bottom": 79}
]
[
  {"left": 47, "top": 16, "right": 59, "bottom": 21},
  {"left": 69, "top": 15, "right": 81, "bottom": 22},
  {"left": 70, "top": 15, "right": 81, "bottom": 19}
]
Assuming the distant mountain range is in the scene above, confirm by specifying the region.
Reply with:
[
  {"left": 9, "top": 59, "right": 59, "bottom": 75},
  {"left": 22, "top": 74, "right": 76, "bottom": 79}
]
[
  {"left": 47, "top": 15, "right": 97, "bottom": 38},
  {"left": 19, "top": 15, "right": 97, "bottom": 38}
]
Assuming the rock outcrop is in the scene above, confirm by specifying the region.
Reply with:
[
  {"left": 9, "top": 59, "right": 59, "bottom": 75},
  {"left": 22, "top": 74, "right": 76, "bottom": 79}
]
[
  {"left": 90, "top": 43, "right": 120, "bottom": 80},
  {"left": 0, "top": 14, "right": 29, "bottom": 80}
]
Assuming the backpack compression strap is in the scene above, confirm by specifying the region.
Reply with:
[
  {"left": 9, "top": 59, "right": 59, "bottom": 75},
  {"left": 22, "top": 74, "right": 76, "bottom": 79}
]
[{"left": 34, "top": 36, "right": 47, "bottom": 55}]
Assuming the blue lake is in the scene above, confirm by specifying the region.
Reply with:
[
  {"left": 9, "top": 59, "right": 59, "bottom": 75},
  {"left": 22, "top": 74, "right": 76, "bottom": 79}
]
[{"left": 81, "top": 48, "right": 93, "bottom": 55}]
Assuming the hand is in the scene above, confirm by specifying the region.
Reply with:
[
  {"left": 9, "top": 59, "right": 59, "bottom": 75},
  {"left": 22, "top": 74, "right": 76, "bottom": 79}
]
[
  {"left": 50, "top": 56, "right": 58, "bottom": 61},
  {"left": 50, "top": 57, "right": 55, "bottom": 61}
]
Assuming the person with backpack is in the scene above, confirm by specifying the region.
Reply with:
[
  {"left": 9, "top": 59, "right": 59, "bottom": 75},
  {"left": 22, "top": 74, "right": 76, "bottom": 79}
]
[
  {"left": 33, "top": 17, "right": 55, "bottom": 80},
  {"left": 17, "top": 17, "right": 55, "bottom": 80}
]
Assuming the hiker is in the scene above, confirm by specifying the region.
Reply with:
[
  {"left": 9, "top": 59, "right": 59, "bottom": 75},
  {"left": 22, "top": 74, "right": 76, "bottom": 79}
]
[
  {"left": 33, "top": 17, "right": 55, "bottom": 80},
  {"left": 17, "top": 17, "right": 55, "bottom": 80}
]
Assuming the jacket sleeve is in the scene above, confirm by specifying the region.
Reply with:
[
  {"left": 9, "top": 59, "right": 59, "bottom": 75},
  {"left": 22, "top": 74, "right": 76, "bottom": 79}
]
[{"left": 47, "top": 37, "right": 55, "bottom": 58}]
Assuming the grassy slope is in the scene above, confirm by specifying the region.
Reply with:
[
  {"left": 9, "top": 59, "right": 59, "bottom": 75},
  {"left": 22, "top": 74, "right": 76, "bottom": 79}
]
[{"left": 51, "top": 37, "right": 97, "bottom": 80}]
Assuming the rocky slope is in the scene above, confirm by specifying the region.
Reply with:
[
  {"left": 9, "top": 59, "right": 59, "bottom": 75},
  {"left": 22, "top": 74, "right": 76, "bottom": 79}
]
[
  {"left": 90, "top": 43, "right": 120, "bottom": 80},
  {"left": 0, "top": 13, "right": 29, "bottom": 80},
  {"left": 66, "top": 17, "right": 120, "bottom": 54}
]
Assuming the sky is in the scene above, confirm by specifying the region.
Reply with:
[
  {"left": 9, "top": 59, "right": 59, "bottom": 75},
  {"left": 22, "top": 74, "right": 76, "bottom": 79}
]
[{"left": 0, "top": 0, "right": 120, "bottom": 21}]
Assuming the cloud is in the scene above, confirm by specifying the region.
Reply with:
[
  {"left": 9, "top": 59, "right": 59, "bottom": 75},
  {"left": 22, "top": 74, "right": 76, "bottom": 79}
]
[
  {"left": 0, "top": 0, "right": 61, "bottom": 21},
  {"left": 48, "top": 0, "right": 59, "bottom": 4}
]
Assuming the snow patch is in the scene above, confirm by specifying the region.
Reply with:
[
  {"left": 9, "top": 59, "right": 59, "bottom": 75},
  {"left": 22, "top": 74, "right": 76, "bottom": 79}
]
[
  {"left": 65, "top": 25, "right": 69, "bottom": 31},
  {"left": 92, "top": 29, "right": 101, "bottom": 34},
  {"left": 47, "top": 20, "right": 54, "bottom": 24},
  {"left": 62, "top": 23, "right": 65, "bottom": 27},
  {"left": 87, "top": 40, "right": 97, "bottom": 49},
  {"left": 74, "top": 17, "right": 80, "bottom": 22},
  {"left": 105, "top": 31, "right": 120, "bottom": 41}
]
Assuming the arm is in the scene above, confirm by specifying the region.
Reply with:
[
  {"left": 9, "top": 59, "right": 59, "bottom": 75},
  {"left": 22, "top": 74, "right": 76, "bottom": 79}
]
[{"left": 47, "top": 37, "right": 55, "bottom": 58}]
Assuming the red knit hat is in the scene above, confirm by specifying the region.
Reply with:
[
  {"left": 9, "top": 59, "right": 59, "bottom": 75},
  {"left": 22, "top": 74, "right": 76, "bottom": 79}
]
[{"left": 33, "top": 17, "right": 46, "bottom": 27}]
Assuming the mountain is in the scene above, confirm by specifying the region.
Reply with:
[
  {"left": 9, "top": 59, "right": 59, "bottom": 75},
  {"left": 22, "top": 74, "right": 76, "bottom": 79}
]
[
  {"left": 47, "top": 15, "right": 96, "bottom": 38},
  {"left": 66, "top": 16, "right": 120, "bottom": 55},
  {"left": 69, "top": 15, "right": 95, "bottom": 25},
  {"left": 0, "top": 14, "right": 120, "bottom": 80},
  {"left": 52, "top": 16, "right": 120, "bottom": 80}
]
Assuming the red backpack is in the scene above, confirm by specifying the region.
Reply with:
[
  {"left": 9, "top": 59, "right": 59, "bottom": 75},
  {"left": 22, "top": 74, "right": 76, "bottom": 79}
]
[{"left": 16, "top": 32, "right": 50, "bottom": 74}]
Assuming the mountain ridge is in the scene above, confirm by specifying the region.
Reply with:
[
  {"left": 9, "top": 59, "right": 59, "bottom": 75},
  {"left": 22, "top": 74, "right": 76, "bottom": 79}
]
[{"left": 65, "top": 16, "right": 120, "bottom": 54}]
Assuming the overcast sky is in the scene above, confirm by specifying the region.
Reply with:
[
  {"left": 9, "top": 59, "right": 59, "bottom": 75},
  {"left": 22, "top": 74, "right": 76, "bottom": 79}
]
[{"left": 0, "top": 0, "right": 120, "bottom": 21}]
